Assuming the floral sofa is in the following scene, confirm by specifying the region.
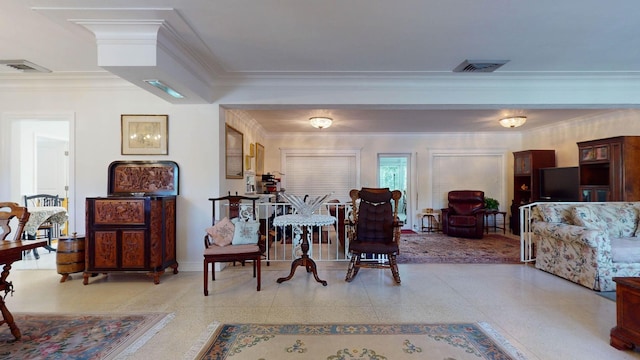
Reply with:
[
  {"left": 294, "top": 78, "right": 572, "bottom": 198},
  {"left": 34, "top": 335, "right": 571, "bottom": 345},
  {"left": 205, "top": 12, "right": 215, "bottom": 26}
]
[{"left": 531, "top": 202, "right": 640, "bottom": 291}]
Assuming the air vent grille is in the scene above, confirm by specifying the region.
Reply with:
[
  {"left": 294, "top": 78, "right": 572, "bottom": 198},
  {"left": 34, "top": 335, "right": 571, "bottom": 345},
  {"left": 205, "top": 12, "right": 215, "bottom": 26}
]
[
  {"left": 0, "top": 60, "right": 51, "bottom": 73},
  {"left": 453, "top": 60, "right": 509, "bottom": 73}
]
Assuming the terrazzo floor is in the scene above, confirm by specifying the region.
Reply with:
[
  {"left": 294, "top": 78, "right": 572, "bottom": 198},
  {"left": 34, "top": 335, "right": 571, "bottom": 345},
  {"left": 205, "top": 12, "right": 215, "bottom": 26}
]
[{"left": 7, "top": 250, "right": 640, "bottom": 360}]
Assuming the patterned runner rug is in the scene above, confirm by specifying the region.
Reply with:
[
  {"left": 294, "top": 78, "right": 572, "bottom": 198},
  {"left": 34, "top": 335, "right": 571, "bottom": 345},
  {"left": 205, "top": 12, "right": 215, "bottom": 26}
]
[
  {"left": 185, "top": 322, "right": 527, "bottom": 360},
  {"left": 397, "top": 233, "right": 521, "bottom": 264},
  {"left": 0, "top": 312, "right": 173, "bottom": 360}
]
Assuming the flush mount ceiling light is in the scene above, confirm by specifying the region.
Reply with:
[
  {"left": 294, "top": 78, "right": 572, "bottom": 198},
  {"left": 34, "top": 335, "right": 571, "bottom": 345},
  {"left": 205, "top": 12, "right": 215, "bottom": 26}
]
[
  {"left": 499, "top": 116, "right": 527, "bottom": 128},
  {"left": 144, "top": 79, "right": 184, "bottom": 99},
  {"left": 309, "top": 117, "right": 333, "bottom": 129}
]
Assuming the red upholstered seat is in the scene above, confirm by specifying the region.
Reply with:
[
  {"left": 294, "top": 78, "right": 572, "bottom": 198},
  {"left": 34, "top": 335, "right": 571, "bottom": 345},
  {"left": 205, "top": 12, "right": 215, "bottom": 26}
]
[{"left": 441, "top": 190, "right": 485, "bottom": 239}]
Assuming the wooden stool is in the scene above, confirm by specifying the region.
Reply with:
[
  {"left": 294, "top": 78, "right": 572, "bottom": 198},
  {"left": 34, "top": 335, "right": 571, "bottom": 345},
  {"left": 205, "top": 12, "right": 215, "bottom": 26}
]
[{"left": 56, "top": 233, "right": 85, "bottom": 283}]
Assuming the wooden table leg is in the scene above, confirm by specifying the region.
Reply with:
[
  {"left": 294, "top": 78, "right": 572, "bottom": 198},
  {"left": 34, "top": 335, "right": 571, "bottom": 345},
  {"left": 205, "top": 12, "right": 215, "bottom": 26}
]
[
  {"left": 276, "top": 225, "right": 327, "bottom": 286},
  {"left": 0, "top": 297, "right": 20, "bottom": 340},
  {"left": 0, "top": 263, "right": 21, "bottom": 340}
]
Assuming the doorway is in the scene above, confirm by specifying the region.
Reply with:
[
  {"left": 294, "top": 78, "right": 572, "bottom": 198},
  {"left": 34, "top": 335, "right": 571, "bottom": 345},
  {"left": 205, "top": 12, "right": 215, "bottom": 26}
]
[
  {"left": 378, "top": 154, "right": 411, "bottom": 229},
  {"left": 1, "top": 114, "right": 74, "bottom": 232}
]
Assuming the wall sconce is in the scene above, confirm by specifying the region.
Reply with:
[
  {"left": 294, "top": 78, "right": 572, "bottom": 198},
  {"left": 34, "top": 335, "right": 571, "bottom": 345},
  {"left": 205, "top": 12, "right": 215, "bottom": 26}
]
[
  {"left": 499, "top": 116, "right": 527, "bottom": 128},
  {"left": 309, "top": 117, "right": 333, "bottom": 129}
]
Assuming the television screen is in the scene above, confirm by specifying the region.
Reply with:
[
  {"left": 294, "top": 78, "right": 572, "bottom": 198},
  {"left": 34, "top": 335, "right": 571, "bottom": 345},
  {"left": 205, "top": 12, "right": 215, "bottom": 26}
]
[{"left": 539, "top": 167, "right": 580, "bottom": 201}]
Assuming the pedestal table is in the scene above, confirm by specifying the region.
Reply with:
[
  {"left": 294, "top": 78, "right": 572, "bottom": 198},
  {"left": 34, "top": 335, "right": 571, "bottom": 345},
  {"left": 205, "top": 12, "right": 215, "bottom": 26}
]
[{"left": 273, "top": 214, "right": 335, "bottom": 286}]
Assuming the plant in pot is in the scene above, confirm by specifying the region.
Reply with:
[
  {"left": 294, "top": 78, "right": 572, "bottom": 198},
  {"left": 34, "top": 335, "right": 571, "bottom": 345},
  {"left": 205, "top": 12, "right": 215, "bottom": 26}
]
[{"left": 485, "top": 197, "right": 499, "bottom": 210}]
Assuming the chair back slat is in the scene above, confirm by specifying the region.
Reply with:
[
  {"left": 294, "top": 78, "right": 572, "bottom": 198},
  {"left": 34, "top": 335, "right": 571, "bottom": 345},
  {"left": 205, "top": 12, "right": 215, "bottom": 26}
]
[
  {"left": 209, "top": 193, "right": 258, "bottom": 225},
  {"left": 0, "top": 202, "right": 30, "bottom": 242},
  {"left": 24, "top": 194, "right": 62, "bottom": 208}
]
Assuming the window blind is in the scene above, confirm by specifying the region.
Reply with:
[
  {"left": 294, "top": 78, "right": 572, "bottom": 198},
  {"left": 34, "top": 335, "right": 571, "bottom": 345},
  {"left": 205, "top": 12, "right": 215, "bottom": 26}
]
[{"left": 284, "top": 154, "right": 357, "bottom": 202}]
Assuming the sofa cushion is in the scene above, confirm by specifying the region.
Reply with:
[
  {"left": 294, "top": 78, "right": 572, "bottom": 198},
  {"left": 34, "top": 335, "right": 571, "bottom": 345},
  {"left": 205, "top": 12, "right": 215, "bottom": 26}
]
[
  {"left": 537, "top": 203, "right": 574, "bottom": 223},
  {"left": 448, "top": 215, "right": 477, "bottom": 227},
  {"left": 591, "top": 204, "right": 637, "bottom": 238},
  {"left": 571, "top": 204, "right": 638, "bottom": 238},
  {"left": 571, "top": 206, "right": 608, "bottom": 234},
  {"left": 603, "top": 204, "right": 638, "bottom": 237},
  {"left": 611, "top": 237, "right": 640, "bottom": 263}
]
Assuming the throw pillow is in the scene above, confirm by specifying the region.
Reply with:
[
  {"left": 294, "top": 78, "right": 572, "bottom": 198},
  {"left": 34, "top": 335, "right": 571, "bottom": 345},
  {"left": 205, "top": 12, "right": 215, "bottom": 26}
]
[
  {"left": 537, "top": 204, "right": 572, "bottom": 223},
  {"left": 231, "top": 218, "right": 260, "bottom": 245},
  {"left": 206, "top": 217, "right": 235, "bottom": 247},
  {"left": 593, "top": 204, "right": 638, "bottom": 238},
  {"left": 571, "top": 206, "right": 608, "bottom": 235}
]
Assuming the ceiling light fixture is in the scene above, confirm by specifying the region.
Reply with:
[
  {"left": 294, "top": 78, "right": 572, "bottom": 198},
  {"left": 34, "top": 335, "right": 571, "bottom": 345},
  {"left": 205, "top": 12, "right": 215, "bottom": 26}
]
[
  {"left": 309, "top": 117, "right": 333, "bottom": 129},
  {"left": 144, "top": 79, "right": 184, "bottom": 99},
  {"left": 499, "top": 116, "right": 527, "bottom": 128}
]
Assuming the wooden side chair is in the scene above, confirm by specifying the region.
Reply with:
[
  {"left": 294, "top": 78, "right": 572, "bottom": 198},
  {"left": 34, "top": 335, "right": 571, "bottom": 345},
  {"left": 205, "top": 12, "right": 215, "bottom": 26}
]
[
  {"left": 203, "top": 193, "right": 264, "bottom": 296},
  {"left": 0, "top": 202, "right": 41, "bottom": 340},
  {"left": 345, "top": 188, "right": 403, "bottom": 284},
  {"left": 23, "top": 194, "right": 63, "bottom": 257}
]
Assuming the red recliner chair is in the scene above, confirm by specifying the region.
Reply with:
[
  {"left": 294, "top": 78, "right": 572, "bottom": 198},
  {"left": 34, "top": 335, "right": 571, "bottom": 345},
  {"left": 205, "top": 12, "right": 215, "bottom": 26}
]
[{"left": 441, "top": 190, "right": 485, "bottom": 239}]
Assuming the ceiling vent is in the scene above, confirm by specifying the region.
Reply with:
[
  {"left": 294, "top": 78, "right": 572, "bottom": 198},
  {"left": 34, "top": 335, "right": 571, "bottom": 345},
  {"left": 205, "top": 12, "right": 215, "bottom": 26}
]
[
  {"left": 0, "top": 60, "right": 51, "bottom": 73},
  {"left": 453, "top": 59, "right": 509, "bottom": 73}
]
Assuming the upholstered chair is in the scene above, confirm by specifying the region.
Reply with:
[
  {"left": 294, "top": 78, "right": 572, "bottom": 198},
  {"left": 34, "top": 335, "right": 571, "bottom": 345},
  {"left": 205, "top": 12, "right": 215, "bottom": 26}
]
[{"left": 441, "top": 190, "right": 485, "bottom": 239}]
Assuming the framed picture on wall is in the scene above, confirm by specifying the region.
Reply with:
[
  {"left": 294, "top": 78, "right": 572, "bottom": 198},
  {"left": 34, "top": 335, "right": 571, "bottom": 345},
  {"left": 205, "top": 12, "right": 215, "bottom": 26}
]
[
  {"left": 226, "top": 124, "right": 244, "bottom": 179},
  {"left": 121, "top": 114, "right": 168, "bottom": 155},
  {"left": 255, "top": 142, "right": 265, "bottom": 176}
]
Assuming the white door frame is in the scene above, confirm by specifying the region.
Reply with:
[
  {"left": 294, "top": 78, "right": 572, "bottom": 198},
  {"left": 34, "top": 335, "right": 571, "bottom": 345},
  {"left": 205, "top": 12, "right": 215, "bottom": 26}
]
[
  {"left": 377, "top": 153, "right": 412, "bottom": 230},
  {"left": 1, "top": 112, "right": 76, "bottom": 233}
]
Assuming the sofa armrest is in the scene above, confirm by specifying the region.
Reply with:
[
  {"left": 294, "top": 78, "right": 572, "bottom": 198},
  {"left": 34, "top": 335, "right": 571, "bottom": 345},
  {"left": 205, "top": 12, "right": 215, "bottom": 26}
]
[{"left": 532, "top": 222, "right": 607, "bottom": 250}]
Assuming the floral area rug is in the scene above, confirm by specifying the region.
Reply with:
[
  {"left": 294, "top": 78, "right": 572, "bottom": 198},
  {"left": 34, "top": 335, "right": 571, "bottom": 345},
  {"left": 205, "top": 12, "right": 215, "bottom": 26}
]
[
  {"left": 0, "top": 312, "right": 173, "bottom": 360},
  {"left": 397, "top": 233, "right": 521, "bottom": 264},
  {"left": 185, "top": 322, "right": 527, "bottom": 360}
]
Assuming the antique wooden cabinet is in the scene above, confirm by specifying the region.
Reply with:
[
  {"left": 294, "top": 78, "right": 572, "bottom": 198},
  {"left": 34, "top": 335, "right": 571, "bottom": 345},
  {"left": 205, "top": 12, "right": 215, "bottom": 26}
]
[
  {"left": 511, "top": 150, "right": 555, "bottom": 234},
  {"left": 578, "top": 136, "right": 640, "bottom": 202},
  {"left": 84, "top": 161, "right": 179, "bottom": 284}
]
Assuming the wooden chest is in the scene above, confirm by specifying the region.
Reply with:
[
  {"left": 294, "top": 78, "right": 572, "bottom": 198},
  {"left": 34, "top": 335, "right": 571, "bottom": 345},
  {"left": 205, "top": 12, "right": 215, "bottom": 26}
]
[{"left": 84, "top": 161, "right": 179, "bottom": 284}]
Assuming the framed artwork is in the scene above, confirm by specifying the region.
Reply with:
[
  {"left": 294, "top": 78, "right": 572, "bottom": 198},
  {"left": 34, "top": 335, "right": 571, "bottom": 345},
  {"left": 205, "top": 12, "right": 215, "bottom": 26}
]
[
  {"left": 225, "top": 124, "right": 244, "bottom": 179},
  {"left": 581, "top": 148, "right": 595, "bottom": 161},
  {"left": 121, "top": 115, "right": 168, "bottom": 155},
  {"left": 595, "top": 145, "right": 609, "bottom": 160},
  {"left": 255, "top": 142, "right": 265, "bottom": 176}
]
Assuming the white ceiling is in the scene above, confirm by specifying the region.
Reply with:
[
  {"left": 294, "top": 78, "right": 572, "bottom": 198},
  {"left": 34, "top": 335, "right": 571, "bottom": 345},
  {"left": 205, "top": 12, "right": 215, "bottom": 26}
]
[{"left": 2, "top": 0, "right": 639, "bottom": 133}]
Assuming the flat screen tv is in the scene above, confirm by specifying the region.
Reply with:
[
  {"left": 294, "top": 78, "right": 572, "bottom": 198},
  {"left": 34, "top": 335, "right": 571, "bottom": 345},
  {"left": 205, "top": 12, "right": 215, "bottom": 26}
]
[{"left": 539, "top": 166, "right": 580, "bottom": 201}]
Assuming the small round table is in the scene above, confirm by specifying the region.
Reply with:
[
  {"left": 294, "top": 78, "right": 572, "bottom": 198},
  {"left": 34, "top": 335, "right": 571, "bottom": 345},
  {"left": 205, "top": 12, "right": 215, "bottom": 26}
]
[{"left": 273, "top": 214, "right": 336, "bottom": 286}]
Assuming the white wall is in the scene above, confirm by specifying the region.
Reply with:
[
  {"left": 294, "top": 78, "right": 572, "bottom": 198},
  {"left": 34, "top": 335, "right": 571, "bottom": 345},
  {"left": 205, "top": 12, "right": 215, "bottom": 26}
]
[
  {"left": 0, "top": 80, "right": 220, "bottom": 270},
  {"left": 522, "top": 110, "right": 640, "bottom": 167},
  {"left": 264, "top": 132, "right": 521, "bottom": 225}
]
